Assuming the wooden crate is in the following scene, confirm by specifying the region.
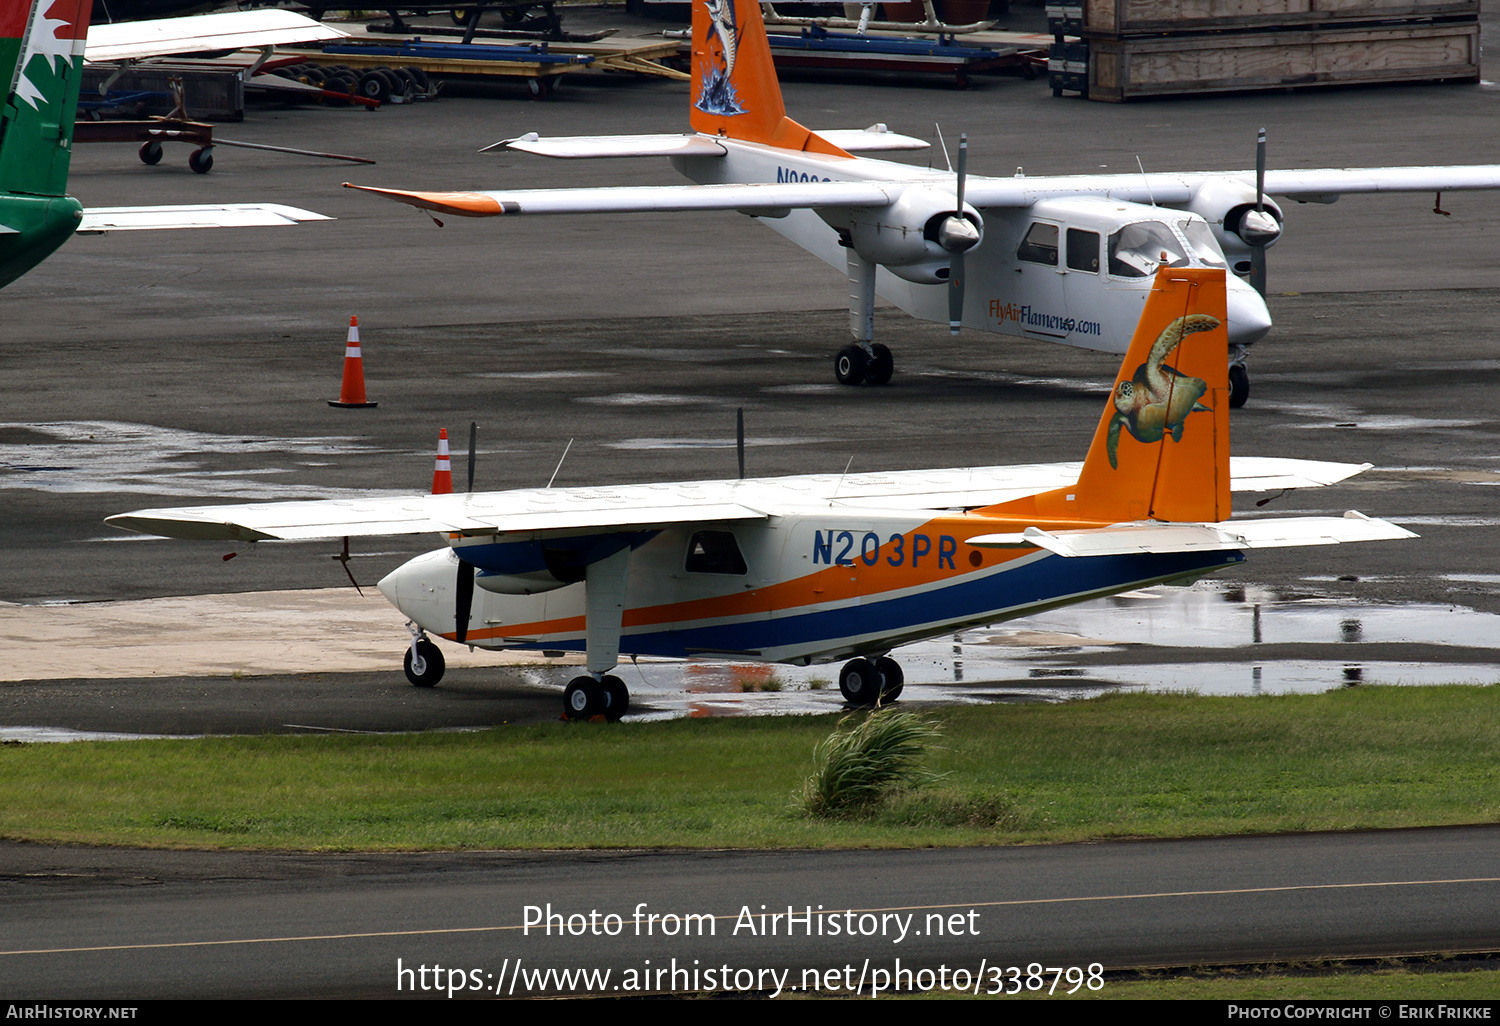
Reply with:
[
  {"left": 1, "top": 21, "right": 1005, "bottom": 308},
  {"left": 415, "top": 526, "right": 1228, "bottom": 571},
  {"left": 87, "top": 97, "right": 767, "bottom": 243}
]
[
  {"left": 1088, "top": 19, "right": 1478, "bottom": 101},
  {"left": 1083, "top": 0, "right": 1478, "bottom": 34}
]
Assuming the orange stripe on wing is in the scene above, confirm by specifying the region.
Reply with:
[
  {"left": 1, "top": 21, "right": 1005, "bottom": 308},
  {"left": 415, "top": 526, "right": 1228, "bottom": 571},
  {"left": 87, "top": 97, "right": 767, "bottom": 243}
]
[{"left": 343, "top": 184, "right": 505, "bottom": 217}]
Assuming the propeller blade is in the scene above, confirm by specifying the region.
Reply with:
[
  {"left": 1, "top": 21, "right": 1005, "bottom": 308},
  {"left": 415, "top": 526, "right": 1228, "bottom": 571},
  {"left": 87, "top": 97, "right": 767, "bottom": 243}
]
[
  {"left": 955, "top": 133, "right": 968, "bottom": 214},
  {"left": 1255, "top": 127, "right": 1266, "bottom": 212},
  {"left": 1251, "top": 127, "right": 1268, "bottom": 296},
  {"left": 454, "top": 556, "right": 475, "bottom": 644},
  {"left": 948, "top": 249, "right": 965, "bottom": 335},
  {"left": 949, "top": 132, "right": 968, "bottom": 335}
]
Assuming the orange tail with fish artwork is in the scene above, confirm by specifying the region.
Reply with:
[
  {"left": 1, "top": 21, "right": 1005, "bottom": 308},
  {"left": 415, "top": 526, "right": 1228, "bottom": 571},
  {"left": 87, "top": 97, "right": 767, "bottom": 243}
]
[
  {"left": 689, "top": 0, "right": 849, "bottom": 156},
  {"left": 981, "top": 267, "right": 1233, "bottom": 526}
]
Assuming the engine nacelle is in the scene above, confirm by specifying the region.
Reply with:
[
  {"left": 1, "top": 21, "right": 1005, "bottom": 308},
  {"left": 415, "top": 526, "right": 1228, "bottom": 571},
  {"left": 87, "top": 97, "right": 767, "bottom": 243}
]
[
  {"left": 474, "top": 568, "right": 571, "bottom": 595},
  {"left": 844, "top": 187, "right": 983, "bottom": 285},
  {"left": 1184, "top": 177, "right": 1284, "bottom": 273}
]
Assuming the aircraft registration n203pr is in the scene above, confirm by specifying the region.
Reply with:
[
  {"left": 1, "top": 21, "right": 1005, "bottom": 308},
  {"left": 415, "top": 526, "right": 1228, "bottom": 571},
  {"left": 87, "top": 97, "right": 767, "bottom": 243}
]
[
  {"left": 109, "top": 268, "right": 1415, "bottom": 722},
  {"left": 342, "top": 0, "right": 1500, "bottom": 408}
]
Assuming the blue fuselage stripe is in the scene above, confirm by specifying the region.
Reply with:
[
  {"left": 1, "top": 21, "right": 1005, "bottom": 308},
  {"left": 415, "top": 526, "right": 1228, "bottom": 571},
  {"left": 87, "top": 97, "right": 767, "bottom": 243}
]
[{"left": 505, "top": 549, "right": 1242, "bottom": 658}]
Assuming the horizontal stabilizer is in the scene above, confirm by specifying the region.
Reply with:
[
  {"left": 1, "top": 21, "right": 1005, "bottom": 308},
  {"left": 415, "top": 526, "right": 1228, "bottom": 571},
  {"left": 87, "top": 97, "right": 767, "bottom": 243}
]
[
  {"left": 78, "top": 204, "right": 331, "bottom": 233},
  {"left": 814, "top": 126, "right": 930, "bottom": 152},
  {"left": 967, "top": 511, "right": 1416, "bottom": 557},
  {"left": 86, "top": 10, "right": 347, "bottom": 63}
]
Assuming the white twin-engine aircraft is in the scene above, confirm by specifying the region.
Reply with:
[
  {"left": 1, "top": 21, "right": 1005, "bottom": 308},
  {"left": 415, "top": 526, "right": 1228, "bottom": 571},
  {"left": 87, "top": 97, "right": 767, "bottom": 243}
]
[
  {"left": 110, "top": 269, "right": 1413, "bottom": 722},
  {"left": 342, "top": 0, "right": 1500, "bottom": 408}
]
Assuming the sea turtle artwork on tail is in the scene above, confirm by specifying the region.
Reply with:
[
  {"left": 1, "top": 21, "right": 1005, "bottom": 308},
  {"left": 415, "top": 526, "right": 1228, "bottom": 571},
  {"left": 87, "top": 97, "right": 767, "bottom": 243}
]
[{"left": 1106, "top": 313, "right": 1218, "bottom": 468}]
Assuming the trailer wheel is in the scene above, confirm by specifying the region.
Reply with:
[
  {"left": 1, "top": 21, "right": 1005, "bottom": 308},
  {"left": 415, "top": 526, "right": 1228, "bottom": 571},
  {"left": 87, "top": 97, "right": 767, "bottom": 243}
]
[
  {"left": 357, "top": 71, "right": 391, "bottom": 103},
  {"left": 188, "top": 148, "right": 213, "bottom": 174},
  {"left": 526, "top": 77, "right": 551, "bottom": 99},
  {"left": 138, "top": 141, "right": 162, "bottom": 165}
]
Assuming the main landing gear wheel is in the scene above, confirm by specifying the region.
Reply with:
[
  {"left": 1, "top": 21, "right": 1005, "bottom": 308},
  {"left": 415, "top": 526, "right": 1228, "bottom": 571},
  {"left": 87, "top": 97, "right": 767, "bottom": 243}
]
[
  {"left": 564, "top": 675, "right": 630, "bottom": 721},
  {"left": 838, "top": 658, "right": 882, "bottom": 705},
  {"left": 600, "top": 675, "right": 630, "bottom": 721},
  {"left": 834, "top": 344, "right": 868, "bottom": 386},
  {"left": 1228, "top": 364, "right": 1250, "bottom": 409},
  {"left": 404, "top": 639, "right": 445, "bottom": 687},
  {"left": 874, "top": 656, "right": 904, "bottom": 702},
  {"left": 866, "top": 344, "right": 894, "bottom": 386}
]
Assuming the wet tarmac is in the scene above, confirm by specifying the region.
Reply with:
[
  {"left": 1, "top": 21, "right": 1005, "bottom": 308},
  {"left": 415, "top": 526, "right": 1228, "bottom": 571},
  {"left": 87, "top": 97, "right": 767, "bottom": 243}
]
[{"left": 1, "top": 15, "right": 1498, "bottom": 735}]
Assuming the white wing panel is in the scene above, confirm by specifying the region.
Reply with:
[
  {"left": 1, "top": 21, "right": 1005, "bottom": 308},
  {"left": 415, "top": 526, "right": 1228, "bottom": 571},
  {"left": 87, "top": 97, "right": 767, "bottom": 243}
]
[
  {"left": 86, "top": 10, "right": 346, "bottom": 63},
  {"left": 108, "top": 458, "right": 1381, "bottom": 542}
]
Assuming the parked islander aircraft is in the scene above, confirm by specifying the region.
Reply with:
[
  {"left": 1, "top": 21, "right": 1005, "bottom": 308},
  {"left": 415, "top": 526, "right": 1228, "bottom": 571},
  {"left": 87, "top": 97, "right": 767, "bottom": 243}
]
[
  {"left": 343, "top": 0, "right": 1500, "bottom": 408},
  {"left": 109, "top": 268, "right": 1413, "bottom": 721},
  {"left": 0, "top": 0, "right": 328, "bottom": 290}
]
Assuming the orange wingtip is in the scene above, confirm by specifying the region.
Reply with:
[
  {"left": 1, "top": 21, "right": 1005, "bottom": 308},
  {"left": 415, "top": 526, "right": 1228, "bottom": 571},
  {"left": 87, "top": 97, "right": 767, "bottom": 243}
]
[{"left": 342, "top": 183, "right": 505, "bottom": 217}]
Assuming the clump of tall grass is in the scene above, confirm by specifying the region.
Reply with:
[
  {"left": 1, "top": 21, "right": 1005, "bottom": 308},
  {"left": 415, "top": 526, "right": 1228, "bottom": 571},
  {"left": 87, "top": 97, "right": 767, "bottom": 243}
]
[{"left": 797, "top": 709, "right": 944, "bottom": 818}]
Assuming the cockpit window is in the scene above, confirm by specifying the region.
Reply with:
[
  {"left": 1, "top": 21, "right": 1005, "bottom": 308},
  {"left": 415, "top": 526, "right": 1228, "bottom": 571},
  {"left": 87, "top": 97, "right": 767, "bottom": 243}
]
[
  {"left": 1179, "top": 218, "right": 1228, "bottom": 268},
  {"left": 1107, "top": 220, "right": 1190, "bottom": 278},
  {"left": 1017, "top": 222, "right": 1059, "bottom": 265},
  {"left": 685, "top": 530, "right": 747, "bottom": 575}
]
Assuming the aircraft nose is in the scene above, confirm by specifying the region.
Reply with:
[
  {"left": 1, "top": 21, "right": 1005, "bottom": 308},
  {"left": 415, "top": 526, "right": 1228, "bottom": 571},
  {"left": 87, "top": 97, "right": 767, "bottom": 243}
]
[{"left": 1225, "top": 282, "right": 1272, "bottom": 346}]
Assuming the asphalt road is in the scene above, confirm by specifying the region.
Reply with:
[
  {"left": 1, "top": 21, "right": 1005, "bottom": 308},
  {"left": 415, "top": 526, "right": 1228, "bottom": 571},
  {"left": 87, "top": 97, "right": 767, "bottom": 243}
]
[
  {"left": 1, "top": 3, "right": 1499, "bottom": 996},
  {"left": 3, "top": 826, "right": 1498, "bottom": 998}
]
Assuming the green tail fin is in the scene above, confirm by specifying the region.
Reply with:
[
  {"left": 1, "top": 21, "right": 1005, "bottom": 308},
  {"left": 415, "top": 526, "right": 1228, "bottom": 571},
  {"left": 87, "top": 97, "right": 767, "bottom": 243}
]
[{"left": 0, "top": 0, "right": 92, "bottom": 198}]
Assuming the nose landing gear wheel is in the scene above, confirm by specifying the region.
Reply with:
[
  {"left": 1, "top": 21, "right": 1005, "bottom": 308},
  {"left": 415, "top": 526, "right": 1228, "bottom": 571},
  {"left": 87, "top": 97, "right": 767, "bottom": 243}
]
[
  {"left": 1228, "top": 364, "right": 1250, "bottom": 409},
  {"left": 404, "top": 639, "right": 445, "bottom": 687},
  {"left": 835, "top": 344, "right": 869, "bottom": 386}
]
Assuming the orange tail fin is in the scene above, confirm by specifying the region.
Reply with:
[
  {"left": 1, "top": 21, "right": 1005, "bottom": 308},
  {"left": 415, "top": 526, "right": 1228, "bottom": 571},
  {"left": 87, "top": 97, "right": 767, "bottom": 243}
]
[
  {"left": 982, "top": 267, "right": 1232, "bottom": 525},
  {"left": 689, "top": 0, "right": 849, "bottom": 156}
]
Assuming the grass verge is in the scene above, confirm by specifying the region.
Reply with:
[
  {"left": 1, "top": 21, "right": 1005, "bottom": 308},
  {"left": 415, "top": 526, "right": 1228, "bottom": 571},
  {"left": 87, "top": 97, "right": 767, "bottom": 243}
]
[{"left": 1, "top": 685, "right": 1497, "bottom": 850}]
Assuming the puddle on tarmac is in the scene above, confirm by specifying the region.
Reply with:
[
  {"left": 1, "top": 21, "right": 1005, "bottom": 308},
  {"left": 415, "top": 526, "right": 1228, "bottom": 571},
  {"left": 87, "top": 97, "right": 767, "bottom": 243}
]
[{"left": 509, "top": 580, "right": 1500, "bottom": 720}]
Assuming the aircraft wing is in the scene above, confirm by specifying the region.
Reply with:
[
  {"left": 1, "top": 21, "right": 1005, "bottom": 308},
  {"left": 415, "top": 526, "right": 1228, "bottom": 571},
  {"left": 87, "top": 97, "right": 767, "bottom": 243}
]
[
  {"left": 107, "top": 457, "right": 1376, "bottom": 542},
  {"left": 957, "top": 166, "right": 1500, "bottom": 209},
  {"left": 85, "top": 10, "right": 347, "bottom": 63},
  {"left": 344, "top": 181, "right": 899, "bottom": 217},
  {"left": 967, "top": 511, "right": 1417, "bottom": 556},
  {"left": 77, "top": 203, "right": 332, "bottom": 233}
]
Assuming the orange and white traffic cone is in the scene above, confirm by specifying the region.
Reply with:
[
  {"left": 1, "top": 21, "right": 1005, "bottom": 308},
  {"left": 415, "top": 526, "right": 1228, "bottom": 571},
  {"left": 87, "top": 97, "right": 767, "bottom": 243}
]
[
  {"left": 328, "top": 315, "right": 377, "bottom": 408},
  {"left": 431, "top": 429, "right": 454, "bottom": 494}
]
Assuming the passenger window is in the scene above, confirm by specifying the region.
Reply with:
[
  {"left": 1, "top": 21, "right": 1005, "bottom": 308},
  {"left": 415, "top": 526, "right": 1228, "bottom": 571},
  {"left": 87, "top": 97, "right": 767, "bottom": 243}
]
[
  {"left": 684, "top": 531, "right": 747, "bottom": 575},
  {"left": 1016, "top": 222, "right": 1058, "bottom": 265},
  {"left": 1066, "top": 229, "right": 1100, "bottom": 272}
]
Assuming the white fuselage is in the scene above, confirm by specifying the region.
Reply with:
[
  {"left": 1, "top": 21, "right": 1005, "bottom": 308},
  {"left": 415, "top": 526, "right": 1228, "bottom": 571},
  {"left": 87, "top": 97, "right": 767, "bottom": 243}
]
[{"left": 671, "top": 142, "right": 1273, "bottom": 353}]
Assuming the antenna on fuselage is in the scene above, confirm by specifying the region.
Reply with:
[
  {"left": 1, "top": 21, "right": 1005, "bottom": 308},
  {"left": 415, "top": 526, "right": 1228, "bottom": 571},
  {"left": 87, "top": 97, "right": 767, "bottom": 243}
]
[
  {"left": 467, "top": 421, "right": 477, "bottom": 492},
  {"left": 736, "top": 407, "right": 745, "bottom": 479},
  {"left": 1135, "top": 155, "right": 1157, "bottom": 207},
  {"left": 935, "top": 124, "right": 953, "bottom": 172},
  {"left": 547, "top": 438, "right": 574, "bottom": 488}
]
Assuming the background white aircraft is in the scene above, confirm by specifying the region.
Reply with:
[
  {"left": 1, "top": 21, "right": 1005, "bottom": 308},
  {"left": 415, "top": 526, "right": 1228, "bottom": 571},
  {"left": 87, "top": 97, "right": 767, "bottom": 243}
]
[
  {"left": 344, "top": 0, "right": 1500, "bottom": 408},
  {"left": 109, "top": 269, "right": 1412, "bottom": 721}
]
